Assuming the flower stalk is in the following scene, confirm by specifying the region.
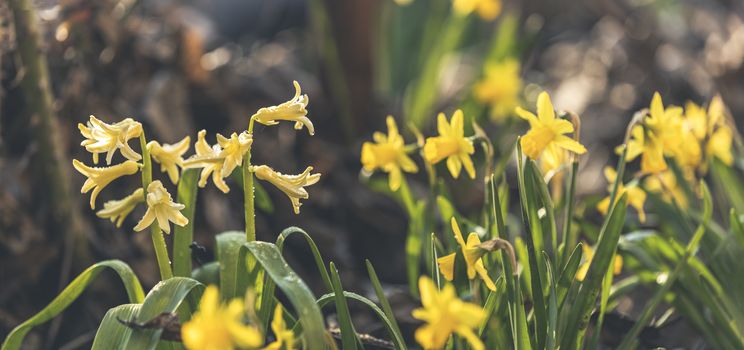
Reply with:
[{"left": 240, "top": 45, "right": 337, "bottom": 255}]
[
  {"left": 139, "top": 133, "right": 173, "bottom": 280},
  {"left": 244, "top": 118, "right": 257, "bottom": 242}
]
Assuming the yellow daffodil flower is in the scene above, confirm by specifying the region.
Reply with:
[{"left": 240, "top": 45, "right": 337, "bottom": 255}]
[
  {"left": 133, "top": 180, "right": 188, "bottom": 234},
  {"left": 412, "top": 276, "right": 486, "bottom": 350},
  {"left": 626, "top": 92, "right": 684, "bottom": 174},
  {"left": 516, "top": 91, "right": 586, "bottom": 160},
  {"left": 436, "top": 217, "right": 496, "bottom": 291},
  {"left": 474, "top": 59, "right": 521, "bottom": 121},
  {"left": 540, "top": 144, "right": 567, "bottom": 177},
  {"left": 72, "top": 159, "right": 139, "bottom": 209},
  {"left": 147, "top": 136, "right": 190, "bottom": 185},
  {"left": 645, "top": 92, "right": 683, "bottom": 153},
  {"left": 251, "top": 81, "right": 313, "bottom": 135},
  {"left": 96, "top": 188, "right": 144, "bottom": 227},
  {"left": 576, "top": 243, "right": 622, "bottom": 281},
  {"left": 182, "top": 285, "right": 263, "bottom": 350},
  {"left": 217, "top": 132, "right": 253, "bottom": 177},
  {"left": 645, "top": 170, "right": 688, "bottom": 208},
  {"left": 252, "top": 165, "right": 320, "bottom": 214},
  {"left": 708, "top": 125, "right": 734, "bottom": 165},
  {"left": 263, "top": 304, "right": 294, "bottom": 350},
  {"left": 361, "top": 116, "right": 418, "bottom": 191},
  {"left": 684, "top": 101, "right": 708, "bottom": 141},
  {"left": 452, "top": 0, "right": 501, "bottom": 20},
  {"left": 423, "top": 110, "right": 476, "bottom": 179},
  {"left": 596, "top": 167, "right": 646, "bottom": 223},
  {"left": 183, "top": 130, "right": 231, "bottom": 193},
  {"left": 624, "top": 124, "right": 667, "bottom": 174},
  {"left": 78, "top": 115, "right": 143, "bottom": 165}
]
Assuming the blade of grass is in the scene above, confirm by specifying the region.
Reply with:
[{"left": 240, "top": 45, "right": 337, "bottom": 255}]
[
  {"left": 173, "top": 168, "right": 199, "bottom": 278},
  {"left": 91, "top": 304, "right": 142, "bottom": 350},
  {"left": 366, "top": 260, "right": 404, "bottom": 347},
  {"left": 329, "top": 262, "right": 361, "bottom": 350}
]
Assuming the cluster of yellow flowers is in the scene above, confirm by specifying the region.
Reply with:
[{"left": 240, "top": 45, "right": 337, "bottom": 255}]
[
  {"left": 73, "top": 81, "right": 321, "bottom": 236},
  {"left": 181, "top": 285, "right": 294, "bottom": 350},
  {"left": 361, "top": 110, "right": 478, "bottom": 192}
]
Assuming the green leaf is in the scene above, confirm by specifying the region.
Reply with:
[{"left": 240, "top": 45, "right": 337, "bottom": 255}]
[
  {"left": 191, "top": 261, "right": 219, "bottom": 286},
  {"left": 711, "top": 158, "right": 744, "bottom": 214},
  {"left": 561, "top": 193, "right": 628, "bottom": 350},
  {"left": 254, "top": 178, "right": 274, "bottom": 213},
  {"left": 216, "top": 231, "right": 248, "bottom": 300},
  {"left": 365, "top": 260, "right": 406, "bottom": 350},
  {"left": 242, "top": 241, "right": 326, "bottom": 349},
  {"left": 2, "top": 260, "right": 144, "bottom": 350},
  {"left": 127, "top": 277, "right": 204, "bottom": 350},
  {"left": 317, "top": 291, "right": 406, "bottom": 350},
  {"left": 329, "top": 262, "right": 360, "bottom": 350},
  {"left": 406, "top": 201, "right": 427, "bottom": 295},
  {"left": 173, "top": 168, "right": 199, "bottom": 278},
  {"left": 91, "top": 304, "right": 142, "bottom": 350}
]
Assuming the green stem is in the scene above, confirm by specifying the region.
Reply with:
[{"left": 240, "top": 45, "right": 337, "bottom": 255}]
[
  {"left": 139, "top": 133, "right": 173, "bottom": 280},
  {"left": 244, "top": 119, "right": 256, "bottom": 242},
  {"left": 561, "top": 161, "right": 579, "bottom": 266},
  {"left": 398, "top": 175, "right": 416, "bottom": 217}
]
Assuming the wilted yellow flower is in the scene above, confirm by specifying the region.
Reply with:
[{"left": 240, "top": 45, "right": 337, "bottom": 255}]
[
  {"left": 253, "top": 165, "right": 320, "bottom": 214},
  {"left": 73, "top": 159, "right": 139, "bottom": 209},
  {"left": 412, "top": 276, "right": 485, "bottom": 350},
  {"left": 96, "top": 188, "right": 144, "bottom": 227},
  {"left": 361, "top": 116, "right": 418, "bottom": 191},
  {"left": 251, "top": 81, "right": 313, "bottom": 135},
  {"left": 645, "top": 170, "right": 688, "bottom": 208},
  {"left": 624, "top": 125, "right": 667, "bottom": 174},
  {"left": 516, "top": 92, "right": 586, "bottom": 160},
  {"left": 182, "top": 285, "right": 263, "bottom": 350},
  {"left": 133, "top": 180, "right": 188, "bottom": 234},
  {"left": 452, "top": 0, "right": 501, "bottom": 20},
  {"left": 183, "top": 130, "right": 230, "bottom": 193},
  {"left": 436, "top": 217, "right": 496, "bottom": 291},
  {"left": 78, "top": 115, "right": 143, "bottom": 165},
  {"left": 263, "top": 304, "right": 294, "bottom": 350},
  {"left": 474, "top": 59, "right": 521, "bottom": 121},
  {"left": 596, "top": 167, "right": 646, "bottom": 223},
  {"left": 217, "top": 132, "right": 253, "bottom": 177},
  {"left": 423, "top": 110, "right": 476, "bottom": 179},
  {"left": 147, "top": 136, "right": 190, "bottom": 185},
  {"left": 576, "top": 243, "right": 623, "bottom": 281}
]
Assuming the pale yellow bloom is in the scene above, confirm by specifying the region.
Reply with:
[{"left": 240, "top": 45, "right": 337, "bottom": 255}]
[
  {"left": 251, "top": 81, "right": 313, "bottom": 135},
  {"left": 183, "top": 130, "right": 230, "bottom": 193},
  {"left": 624, "top": 125, "right": 667, "bottom": 174},
  {"left": 684, "top": 101, "right": 708, "bottom": 141},
  {"left": 263, "top": 305, "right": 294, "bottom": 350},
  {"left": 96, "top": 188, "right": 144, "bottom": 227},
  {"left": 516, "top": 91, "right": 586, "bottom": 160},
  {"left": 253, "top": 165, "right": 320, "bottom": 214},
  {"left": 423, "top": 110, "right": 476, "bottom": 179},
  {"left": 645, "top": 170, "right": 688, "bottom": 208},
  {"left": 73, "top": 159, "right": 139, "bottom": 209},
  {"left": 78, "top": 115, "right": 143, "bottom": 164},
  {"left": 436, "top": 217, "right": 496, "bottom": 291},
  {"left": 147, "top": 136, "right": 191, "bottom": 185},
  {"left": 708, "top": 126, "right": 734, "bottom": 165},
  {"left": 645, "top": 92, "right": 684, "bottom": 154},
  {"left": 596, "top": 167, "right": 647, "bottom": 223},
  {"left": 576, "top": 243, "right": 623, "bottom": 281},
  {"left": 217, "top": 132, "right": 253, "bottom": 177},
  {"left": 473, "top": 59, "right": 521, "bottom": 121},
  {"left": 133, "top": 180, "right": 188, "bottom": 234},
  {"left": 182, "top": 285, "right": 263, "bottom": 350},
  {"left": 412, "top": 276, "right": 485, "bottom": 350},
  {"left": 540, "top": 144, "right": 567, "bottom": 177},
  {"left": 452, "top": 0, "right": 501, "bottom": 20},
  {"left": 361, "top": 116, "right": 418, "bottom": 191}
]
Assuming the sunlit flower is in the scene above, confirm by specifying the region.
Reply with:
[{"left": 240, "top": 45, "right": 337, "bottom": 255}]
[
  {"left": 575, "top": 243, "right": 623, "bottom": 281},
  {"left": 217, "top": 132, "right": 253, "bottom": 177},
  {"left": 412, "top": 276, "right": 485, "bottom": 350},
  {"left": 624, "top": 125, "right": 667, "bottom": 174},
  {"left": 182, "top": 285, "right": 263, "bottom": 350},
  {"left": 708, "top": 125, "right": 734, "bottom": 165},
  {"left": 133, "top": 180, "right": 188, "bottom": 234},
  {"left": 516, "top": 92, "right": 586, "bottom": 160},
  {"left": 183, "top": 130, "right": 230, "bottom": 193},
  {"left": 263, "top": 304, "right": 294, "bottom": 350},
  {"left": 251, "top": 81, "right": 313, "bottom": 135},
  {"left": 423, "top": 110, "right": 476, "bottom": 179},
  {"left": 539, "top": 144, "right": 567, "bottom": 177},
  {"left": 393, "top": 0, "right": 413, "bottom": 5},
  {"left": 361, "top": 116, "right": 418, "bottom": 191},
  {"left": 452, "top": 0, "right": 501, "bottom": 20},
  {"left": 252, "top": 165, "right": 320, "bottom": 214},
  {"left": 147, "top": 136, "right": 190, "bottom": 185},
  {"left": 684, "top": 101, "right": 708, "bottom": 141},
  {"left": 436, "top": 217, "right": 496, "bottom": 291},
  {"left": 474, "top": 59, "right": 521, "bottom": 121},
  {"left": 645, "top": 92, "right": 683, "bottom": 153},
  {"left": 96, "top": 188, "right": 144, "bottom": 227},
  {"left": 72, "top": 159, "right": 139, "bottom": 209},
  {"left": 78, "top": 115, "right": 143, "bottom": 165},
  {"left": 645, "top": 170, "right": 688, "bottom": 208},
  {"left": 596, "top": 167, "right": 647, "bottom": 223}
]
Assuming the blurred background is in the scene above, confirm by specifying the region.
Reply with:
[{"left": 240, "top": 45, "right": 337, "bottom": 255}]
[{"left": 1, "top": 0, "right": 744, "bottom": 348}]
